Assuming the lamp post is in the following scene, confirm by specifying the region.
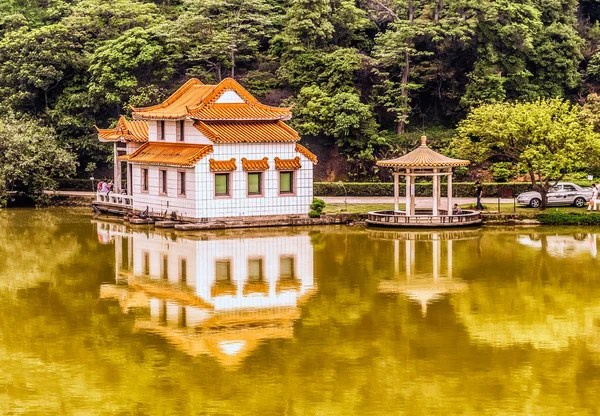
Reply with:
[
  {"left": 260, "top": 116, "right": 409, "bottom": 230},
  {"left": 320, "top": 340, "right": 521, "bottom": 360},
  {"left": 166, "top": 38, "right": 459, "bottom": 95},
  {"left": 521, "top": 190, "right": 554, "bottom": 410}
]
[{"left": 90, "top": 176, "right": 95, "bottom": 192}]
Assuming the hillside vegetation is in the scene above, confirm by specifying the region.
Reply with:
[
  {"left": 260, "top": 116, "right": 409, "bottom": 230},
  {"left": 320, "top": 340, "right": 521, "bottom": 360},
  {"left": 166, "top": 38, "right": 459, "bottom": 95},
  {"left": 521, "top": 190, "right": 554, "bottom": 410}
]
[{"left": 1, "top": 0, "right": 600, "bottom": 180}]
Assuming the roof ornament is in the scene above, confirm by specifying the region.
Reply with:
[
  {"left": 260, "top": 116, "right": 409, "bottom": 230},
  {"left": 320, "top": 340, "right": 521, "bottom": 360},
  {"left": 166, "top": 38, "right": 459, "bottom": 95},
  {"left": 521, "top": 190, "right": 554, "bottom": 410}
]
[{"left": 420, "top": 136, "right": 427, "bottom": 146}]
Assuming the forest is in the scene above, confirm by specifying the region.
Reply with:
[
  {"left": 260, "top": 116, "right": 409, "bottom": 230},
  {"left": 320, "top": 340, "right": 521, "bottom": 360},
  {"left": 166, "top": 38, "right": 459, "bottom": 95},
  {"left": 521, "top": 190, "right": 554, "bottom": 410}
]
[{"left": 2, "top": 0, "right": 600, "bottom": 183}]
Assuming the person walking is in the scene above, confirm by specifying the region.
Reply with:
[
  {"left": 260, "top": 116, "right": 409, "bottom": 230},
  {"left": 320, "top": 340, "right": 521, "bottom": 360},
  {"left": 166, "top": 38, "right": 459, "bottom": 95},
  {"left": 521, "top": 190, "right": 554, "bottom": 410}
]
[
  {"left": 475, "top": 181, "right": 484, "bottom": 210},
  {"left": 588, "top": 184, "right": 598, "bottom": 212}
]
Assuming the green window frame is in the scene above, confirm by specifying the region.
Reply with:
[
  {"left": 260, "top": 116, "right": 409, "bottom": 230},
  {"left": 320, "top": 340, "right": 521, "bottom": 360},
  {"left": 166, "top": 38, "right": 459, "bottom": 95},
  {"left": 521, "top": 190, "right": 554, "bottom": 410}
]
[
  {"left": 280, "top": 171, "right": 293, "bottom": 194},
  {"left": 248, "top": 172, "right": 262, "bottom": 195},
  {"left": 215, "top": 173, "right": 230, "bottom": 196}
]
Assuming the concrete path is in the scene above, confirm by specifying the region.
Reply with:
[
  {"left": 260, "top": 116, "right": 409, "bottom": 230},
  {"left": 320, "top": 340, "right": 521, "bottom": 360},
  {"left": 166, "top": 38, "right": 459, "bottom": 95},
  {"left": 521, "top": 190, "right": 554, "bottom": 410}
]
[
  {"left": 320, "top": 196, "right": 515, "bottom": 207},
  {"left": 46, "top": 190, "right": 514, "bottom": 207}
]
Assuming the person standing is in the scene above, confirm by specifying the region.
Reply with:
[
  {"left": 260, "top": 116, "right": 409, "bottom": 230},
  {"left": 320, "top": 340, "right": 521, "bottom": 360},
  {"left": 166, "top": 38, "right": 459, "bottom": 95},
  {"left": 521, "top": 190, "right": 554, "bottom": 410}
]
[
  {"left": 588, "top": 184, "right": 598, "bottom": 212},
  {"left": 475, "top": 181, "right": 484, "bottom": 210}
]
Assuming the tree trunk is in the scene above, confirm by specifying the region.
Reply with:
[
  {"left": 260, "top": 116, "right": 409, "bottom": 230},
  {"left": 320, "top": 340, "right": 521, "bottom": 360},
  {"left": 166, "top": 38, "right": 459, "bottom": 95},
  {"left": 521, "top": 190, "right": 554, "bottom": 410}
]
[
  {"left": 397, "top": 1, "right": 414, "bottom": 135},
  {"left": 434, "top": 0, "right": 443, "bottom": 23},
  {"left": 231, "top": 49, "right": 235, "bottom": 79}
]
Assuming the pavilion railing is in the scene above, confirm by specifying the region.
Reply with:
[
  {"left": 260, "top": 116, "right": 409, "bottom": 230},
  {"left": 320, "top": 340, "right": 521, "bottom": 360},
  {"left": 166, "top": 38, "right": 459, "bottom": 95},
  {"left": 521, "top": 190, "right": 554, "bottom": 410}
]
[
  {"left": 366, "top": 210, "right": 481, "bottom": 226},
  {"left": 96, "top": 192, "right": 134, "bottom": 208}
]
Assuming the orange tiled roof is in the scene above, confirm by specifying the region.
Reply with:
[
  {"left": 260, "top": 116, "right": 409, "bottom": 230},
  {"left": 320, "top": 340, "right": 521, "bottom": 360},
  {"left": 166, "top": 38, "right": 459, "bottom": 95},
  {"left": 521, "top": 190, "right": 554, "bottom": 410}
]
[
  {"left": 127, "top": 142, "right": 213, "bottom": 167},
  {"left": 131, "top": 79, "right": 215, "bottom": 120},
  {"left": 187, "top": 78, "right": 292, "bottom": 121},
  {"left": 194, "top": 120, "right": 299, "bottom": 143},
  {"left": 96, "top": 116, "right": 148, "bottom": 142},
  {"left": 131, "top": 78, "right": 291, "bottom": 121},
  {"left": 377, "top": 136, "right": 469, "bottom": 169},
  {"left": 296, "top": 143, "right": 318, "bottom": 164},
  {"left": 242, "top": 157, "right": 269, "bottom": 171},
  {"left": 209, "top": 158, "right": 237, "bottom": 171},
  {"left": 274, "top": 157, "right": 301, "bottom": 170},
  {"left": 117, "top": 154, "right": 130, "bottom": 161}
]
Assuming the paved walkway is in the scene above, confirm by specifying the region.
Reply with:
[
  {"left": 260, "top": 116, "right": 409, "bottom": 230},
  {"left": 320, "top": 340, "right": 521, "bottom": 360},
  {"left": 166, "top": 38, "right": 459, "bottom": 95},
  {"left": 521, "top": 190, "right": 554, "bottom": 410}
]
[
  {"left": 321, "top": 196, "right": 514, "bottom": 207},
  {"left": 48, "top": 190, "right": 513, "bottom": 208}
]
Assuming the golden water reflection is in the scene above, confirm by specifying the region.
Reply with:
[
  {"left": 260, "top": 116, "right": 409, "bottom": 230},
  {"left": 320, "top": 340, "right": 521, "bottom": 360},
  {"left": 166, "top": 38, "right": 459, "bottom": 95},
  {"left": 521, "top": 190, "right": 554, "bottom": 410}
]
[
  {"left": 3, "top": 210, "right": 600, "bottom": 414},
  {"left": 97, "top": 221, "right": 315, "bottom": 367}
]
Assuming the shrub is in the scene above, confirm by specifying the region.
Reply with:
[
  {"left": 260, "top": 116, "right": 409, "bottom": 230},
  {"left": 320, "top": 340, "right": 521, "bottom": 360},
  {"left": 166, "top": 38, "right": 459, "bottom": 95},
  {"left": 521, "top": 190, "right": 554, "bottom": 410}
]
[
  {"left": 313, "top": 181, "right": 593, "bottom": 198},
  {"left": 490, "top": 162, "right": 513, "bottom": 182},
  {"left": 309, "top": 198, "right": 326, "bottom": 218},
  {"left": 536, "top": 212, "right": 600, "bottom": 225}
]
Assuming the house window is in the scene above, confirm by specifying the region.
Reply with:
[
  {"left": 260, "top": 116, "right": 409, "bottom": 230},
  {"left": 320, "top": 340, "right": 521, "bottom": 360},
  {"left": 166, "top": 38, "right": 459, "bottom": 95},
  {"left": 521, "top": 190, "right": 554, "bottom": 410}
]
[
  {"left": 142, "top": 251, "right": 150, "bottom": 276},
  {"left": 248, "top": 172, "right": 262, "bottom": 195},
  {"left": 160, "top": 254, "right": 168, "bottom": 280},
  {"left": 179, "top": 258, "right": 187, "bottom": 283},
  {"left": 279, "top": 256, "right": 296, "bottom": 280},
  {"left": 215, "top": 173, "right": 230, "bottom": 196},
  {"left": 178, "top": 171, "right": 186, "bottom": 196},
  {"left": 247, "top": 258, "right": 264, "bottom": 282},
  {"left": 158, "top": 121, "right": 165, "bottom": 140},
  {"left": 280, "top": 171, "right": 294, "bottom": 194},
  {"left": 178, "top": 120, "right": 185, "bottom": 142},
  {"left": 141, "top": 168, "right": 149, "bottom": 192},
  {"left": 160, "top": 170, "right": 167, "bottom": 195},
  {"left": 215, "top": 260, "right": 232, "bottom": 283}
]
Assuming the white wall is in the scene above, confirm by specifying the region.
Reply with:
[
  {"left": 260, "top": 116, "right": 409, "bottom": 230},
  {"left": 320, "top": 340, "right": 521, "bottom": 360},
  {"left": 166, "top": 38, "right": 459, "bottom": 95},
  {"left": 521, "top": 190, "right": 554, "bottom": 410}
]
[
  {"left": 147, "top": 120, "right": 212, "bottom": 145},
  {"left": 131, "top": 165, "right": 197, "bottom": 218},
  {"left": 195, "top": 143, "right": 313, "bottom": 219},
  {"left": 117, "top": 228, "right": 314, "bottom": 314}
]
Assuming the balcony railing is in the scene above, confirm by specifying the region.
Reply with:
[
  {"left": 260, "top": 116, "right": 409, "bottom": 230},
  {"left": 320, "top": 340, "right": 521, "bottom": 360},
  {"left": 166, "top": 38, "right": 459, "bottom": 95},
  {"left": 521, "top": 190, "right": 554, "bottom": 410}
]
[
  {"left": 96, "top": 192, "right": 133, "bottom": 207},
  {"left": 366, "top": 209, "right": 481, "bottom": 227}
]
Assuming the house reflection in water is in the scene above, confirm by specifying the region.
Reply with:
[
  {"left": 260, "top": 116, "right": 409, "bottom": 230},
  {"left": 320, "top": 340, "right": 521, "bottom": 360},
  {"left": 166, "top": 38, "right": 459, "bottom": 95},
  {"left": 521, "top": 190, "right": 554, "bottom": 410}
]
[
  {"left": 371, "top": 229, "right": 479, "bottom": 316},
  {"left": 97, "top": 221, "right": 315, "bottom": 367}
]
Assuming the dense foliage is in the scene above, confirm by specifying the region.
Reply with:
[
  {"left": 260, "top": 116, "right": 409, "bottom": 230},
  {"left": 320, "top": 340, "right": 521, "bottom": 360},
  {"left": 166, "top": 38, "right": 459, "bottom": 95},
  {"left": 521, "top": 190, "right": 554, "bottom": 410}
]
[
  {"left": 452, "top": 98, "right": 600, "bottom": 208},
  {"left": 0, "top": 114, "right": 76, "bottom": 206},
  {"left": 2, "top": 0, "right": 600, "bottom": 180}
]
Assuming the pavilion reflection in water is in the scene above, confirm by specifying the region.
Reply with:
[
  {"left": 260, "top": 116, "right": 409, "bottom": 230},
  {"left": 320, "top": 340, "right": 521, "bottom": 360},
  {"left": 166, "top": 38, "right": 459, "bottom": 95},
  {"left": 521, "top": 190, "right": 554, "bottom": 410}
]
[
  {"left": 371, "top": 229, "right": 481, "bottom": 316},
  {"left": 97, "top": 221, "right": 315, "bottom": 367}
]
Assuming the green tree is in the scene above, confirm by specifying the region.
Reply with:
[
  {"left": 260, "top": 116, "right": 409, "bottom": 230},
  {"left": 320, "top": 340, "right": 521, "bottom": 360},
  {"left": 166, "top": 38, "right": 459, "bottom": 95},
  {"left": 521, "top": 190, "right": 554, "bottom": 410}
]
[
  {"left": 0, "top": 23, "right": 83, "bottom": 113},
  {"left": 453, "top": 98, "right": 600, "bottom": 209},
  {"left": 171, "top": 0, "right": 277, "bottom": 81},
  {"left": 0, "top": 114, "right": 76, "bottom": 206}
]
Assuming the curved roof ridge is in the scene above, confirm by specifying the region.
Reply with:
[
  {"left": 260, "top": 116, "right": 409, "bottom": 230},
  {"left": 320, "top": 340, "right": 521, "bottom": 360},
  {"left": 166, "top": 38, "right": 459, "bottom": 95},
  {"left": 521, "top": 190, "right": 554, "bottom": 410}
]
[{"left": 131, "top": 78, "right": 204, "bottom": 113}]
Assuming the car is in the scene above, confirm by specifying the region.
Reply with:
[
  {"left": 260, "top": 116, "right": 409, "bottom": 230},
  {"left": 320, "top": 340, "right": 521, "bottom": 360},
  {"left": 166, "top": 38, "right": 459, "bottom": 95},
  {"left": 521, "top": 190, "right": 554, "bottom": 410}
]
[{"left": 516, "top": 182, "right": 592, "bottom": 208}]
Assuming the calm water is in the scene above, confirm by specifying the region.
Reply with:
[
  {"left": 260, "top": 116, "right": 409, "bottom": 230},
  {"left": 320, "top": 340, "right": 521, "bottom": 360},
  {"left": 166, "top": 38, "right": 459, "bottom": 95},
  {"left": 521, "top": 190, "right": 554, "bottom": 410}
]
[{"left": 1, "top": 208, "right": 600, "bottom": 415}]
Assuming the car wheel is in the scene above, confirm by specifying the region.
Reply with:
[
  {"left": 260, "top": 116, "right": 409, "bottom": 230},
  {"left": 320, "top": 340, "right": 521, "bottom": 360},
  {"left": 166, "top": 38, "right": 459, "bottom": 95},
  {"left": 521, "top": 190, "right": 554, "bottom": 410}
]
[
  {"left": 529, "top": 198, "right": 541, "bottom": 208},
  {"left": 574, "top": 197, "right": 586, "bottom": 208}
]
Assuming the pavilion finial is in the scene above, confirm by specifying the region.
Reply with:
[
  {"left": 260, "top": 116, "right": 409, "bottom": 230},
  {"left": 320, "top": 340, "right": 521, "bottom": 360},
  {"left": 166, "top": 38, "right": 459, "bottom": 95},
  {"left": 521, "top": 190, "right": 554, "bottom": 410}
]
[{"left": 420, "top": 136, "right": 427, "bottom": 146}]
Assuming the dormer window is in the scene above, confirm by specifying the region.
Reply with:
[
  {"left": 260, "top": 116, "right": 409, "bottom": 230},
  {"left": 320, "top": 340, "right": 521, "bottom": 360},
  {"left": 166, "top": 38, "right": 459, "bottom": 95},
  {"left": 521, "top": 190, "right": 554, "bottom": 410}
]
[
  {"left": 177, "top": 120, "right": 185, "bottom": 142},
  {"left": 158, "top": 121, "right": 165, "bottom": 141}
]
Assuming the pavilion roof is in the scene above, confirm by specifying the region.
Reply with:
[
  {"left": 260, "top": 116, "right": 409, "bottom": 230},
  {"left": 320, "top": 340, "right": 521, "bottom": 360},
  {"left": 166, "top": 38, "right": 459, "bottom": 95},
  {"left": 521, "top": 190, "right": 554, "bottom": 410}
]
[
  {"left": 377, "top": 136, "right": 469, "bottom": 169},
  {"left": 95, "top": 116, "right": 148, "bottom": 143},
  {"left": 126, "top": 142, "right": 213, "bottom": 167}
]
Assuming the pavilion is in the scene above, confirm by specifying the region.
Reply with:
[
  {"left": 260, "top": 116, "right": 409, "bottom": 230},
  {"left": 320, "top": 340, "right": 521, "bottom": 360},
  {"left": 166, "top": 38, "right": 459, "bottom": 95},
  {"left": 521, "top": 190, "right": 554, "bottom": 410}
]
[{"left": 367, "top": 136, "right": 481, "bottom": 227}]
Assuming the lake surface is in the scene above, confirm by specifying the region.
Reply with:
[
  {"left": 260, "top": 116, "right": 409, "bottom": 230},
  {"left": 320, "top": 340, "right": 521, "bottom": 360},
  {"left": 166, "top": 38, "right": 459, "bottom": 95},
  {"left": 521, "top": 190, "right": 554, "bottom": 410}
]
[{"left": 1, "top": 208, "right": 600, "bottom": 415}]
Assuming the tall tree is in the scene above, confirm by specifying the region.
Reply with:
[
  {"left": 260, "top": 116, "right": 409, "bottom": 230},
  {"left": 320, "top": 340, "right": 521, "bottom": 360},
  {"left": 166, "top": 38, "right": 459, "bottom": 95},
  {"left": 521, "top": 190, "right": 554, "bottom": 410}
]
[{"left": 453, "top": 98, "right": 600, "bottom": 209}]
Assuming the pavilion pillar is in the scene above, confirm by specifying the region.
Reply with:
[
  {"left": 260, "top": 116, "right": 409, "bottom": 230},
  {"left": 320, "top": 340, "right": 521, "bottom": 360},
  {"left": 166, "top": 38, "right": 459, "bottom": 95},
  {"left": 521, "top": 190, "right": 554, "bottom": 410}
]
[
  {"left": 405, "top": 170, "right": 411, "bottom": 215},
  {"left": 432, "top": 169, "right": 439, "bottom": 216},
  {"left": 393, "top": 170, "right": 400, "bottom": 212},
  {"left": 447, "top": 172, "right": 453, "bottom": 216},
  {"left": 113, "top": 143, "right": 121, "bottom": 193},
  {"left": 437, "top": 174, "right": 442, "bottom": 213}
]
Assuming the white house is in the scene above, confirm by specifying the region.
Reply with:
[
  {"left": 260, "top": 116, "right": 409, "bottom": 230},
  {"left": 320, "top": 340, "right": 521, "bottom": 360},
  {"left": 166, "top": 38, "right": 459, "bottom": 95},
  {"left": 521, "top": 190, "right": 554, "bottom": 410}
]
[
  {"left": 97, "top": 221, "right": 315, "bottom": 366},
  {"left": 95, "top": 78, "right": 317, "bottom": 221}
]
